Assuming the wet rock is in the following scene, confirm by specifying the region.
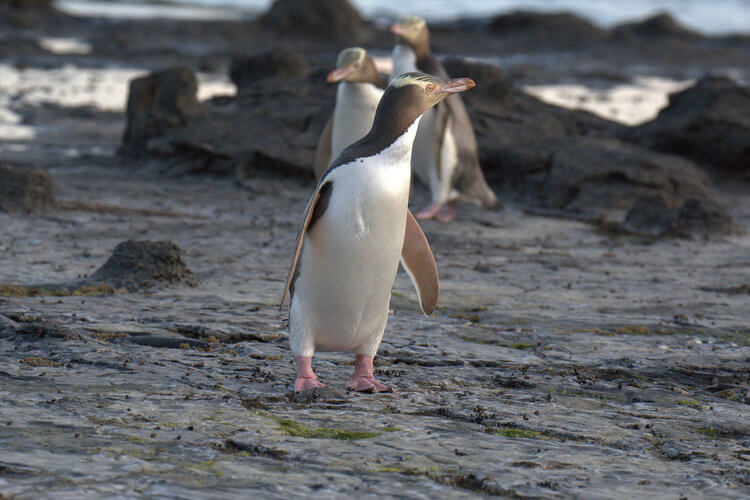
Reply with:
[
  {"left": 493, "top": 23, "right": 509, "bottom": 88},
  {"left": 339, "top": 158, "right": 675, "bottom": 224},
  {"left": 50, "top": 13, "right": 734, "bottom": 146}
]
[
  {"left": 230, "top": 47, "right": 310, "bottom": 89},
  {"left": 121, "top": 66, "right": 202, "bottom": 153},
  {"left": 623, "top": 76, "right": 750, "bottom": 173},
  {"left": 260, "top": 0, "right": 369, "bottom": 42},
  {"left": 613, "top": 13, "right": 701, "bottom": 41},
  {"left": 659, "top": 440, "right": 706, "bottom": 461},
  {"left": 621, "top": 195, "right": 736, "bottom": 238},
  {"left": 87, "top": 240, "right": 195, "bottom": 291},
  {"left": 0, "top": 163, "right": 54, "bottom": 212},
  {"left": 488, "top": 11, "right": 609, "bottom": 49}
]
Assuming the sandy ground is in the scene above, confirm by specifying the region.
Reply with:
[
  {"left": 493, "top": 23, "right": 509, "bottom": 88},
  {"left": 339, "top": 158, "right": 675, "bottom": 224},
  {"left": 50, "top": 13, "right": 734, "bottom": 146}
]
[{"left": 1, "top": 59, "right": 749, "bottom": 497}]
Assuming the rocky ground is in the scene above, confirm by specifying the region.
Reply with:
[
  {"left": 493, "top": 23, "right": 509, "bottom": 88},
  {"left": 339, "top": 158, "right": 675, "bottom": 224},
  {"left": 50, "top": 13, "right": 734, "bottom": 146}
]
[{"left": 1, "top": 1, "right": 749, "bottom": 498}]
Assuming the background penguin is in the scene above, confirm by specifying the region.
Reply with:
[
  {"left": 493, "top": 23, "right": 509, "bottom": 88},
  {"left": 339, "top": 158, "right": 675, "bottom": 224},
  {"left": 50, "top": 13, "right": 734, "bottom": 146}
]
[
  {"left": 391, "top": 16, "right": 498, "bottom": 223},
  {"left": 281, "top": 72, "right": 476, "bottom": 393},
  {"left": 314, "top": 47, "right": 388, "bottom": 179}
]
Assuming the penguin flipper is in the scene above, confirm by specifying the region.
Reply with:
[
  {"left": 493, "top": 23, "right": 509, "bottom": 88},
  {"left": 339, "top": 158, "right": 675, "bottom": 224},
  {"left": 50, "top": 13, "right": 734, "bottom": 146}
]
[
  {"left": 313, "top": 116, "right": 333, "bottom": 180},
  {"left": 280, "top": 181, "right": 333, "bottom": 310},
  {"left": 401, "top": 210, "right": 439, "bottom": 316}
]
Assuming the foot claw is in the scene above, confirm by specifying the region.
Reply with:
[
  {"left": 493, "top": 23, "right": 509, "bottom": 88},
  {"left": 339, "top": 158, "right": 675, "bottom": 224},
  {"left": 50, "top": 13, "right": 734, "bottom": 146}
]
[{"left": 295, "top": 377, "right": 326, "bottom": 392}]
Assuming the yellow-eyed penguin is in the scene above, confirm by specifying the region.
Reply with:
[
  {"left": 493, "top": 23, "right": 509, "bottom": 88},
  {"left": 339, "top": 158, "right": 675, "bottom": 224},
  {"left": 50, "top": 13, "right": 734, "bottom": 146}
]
[
  {"left": 281, "top": 72, "right": 476, "bottom": 392},
  {"left": 391, "top": 16, "right": 498, "bottom": 223},
  {"left": 313, "top": 47, "right": 388, "bottom": 179}
]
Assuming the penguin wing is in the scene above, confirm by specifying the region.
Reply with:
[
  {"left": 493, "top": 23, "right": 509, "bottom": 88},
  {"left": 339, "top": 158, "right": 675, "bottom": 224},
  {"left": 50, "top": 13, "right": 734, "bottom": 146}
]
[
  {"left": 401, "top": 210, "right": 439, "bottom": 316},
  {"left": 313, "top": 116, "right": 333, "bottom": 180},
  {"left": 280, "top": 181, "right": 333, "bottom": 310}
]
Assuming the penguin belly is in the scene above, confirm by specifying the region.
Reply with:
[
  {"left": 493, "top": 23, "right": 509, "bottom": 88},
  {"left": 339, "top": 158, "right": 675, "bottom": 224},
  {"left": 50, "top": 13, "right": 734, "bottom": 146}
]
[
  {"left": 289, "top": 150, "right": 413, "bottom": 357},
  {"left": 331, "top": 82, "right": 383, "bottom": 160}
]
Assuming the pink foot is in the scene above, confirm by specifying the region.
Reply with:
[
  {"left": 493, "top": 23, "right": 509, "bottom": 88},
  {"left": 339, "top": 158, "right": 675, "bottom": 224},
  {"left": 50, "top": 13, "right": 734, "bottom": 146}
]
[
  {"left": 295, "top": 377, "right": 326, "bottom": 392},
  {"left": 414, "top": 202, "right": 444, "bottom": 220},
  {"left": 294, "top": 356, "right": 326, "bottom": 392},
  {"left": 346, "top": 354, "right": 393, "bottom": 393},
  {"left": 347, "top": 376, "right": 392, "bottom": 393},
  {"left": 434, "top": 201, "right": 456, "bottom": 223}
]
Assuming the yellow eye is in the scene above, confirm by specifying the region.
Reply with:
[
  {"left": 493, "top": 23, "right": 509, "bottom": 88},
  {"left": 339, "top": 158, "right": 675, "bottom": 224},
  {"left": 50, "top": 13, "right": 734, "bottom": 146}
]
[{"left": 425, "top": 84, "right": 435, "bottom": 93}]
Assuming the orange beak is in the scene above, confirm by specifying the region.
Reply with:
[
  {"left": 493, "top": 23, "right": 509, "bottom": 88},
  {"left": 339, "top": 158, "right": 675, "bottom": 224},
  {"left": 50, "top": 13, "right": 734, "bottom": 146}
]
[
  {"left": 327, "top": 66, "right": 355, "bottom": 83},
  {"left": 437, "top": 77, "right": 476, "bottom": 94},
  {"left": 390, "top": 23, "right": 408, "bottom": 36}
]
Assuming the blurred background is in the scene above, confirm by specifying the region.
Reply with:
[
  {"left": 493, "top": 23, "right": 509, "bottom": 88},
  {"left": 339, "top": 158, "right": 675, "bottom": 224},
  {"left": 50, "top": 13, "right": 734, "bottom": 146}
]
[{"left": 55, "top": 0, "right": 750, "bottom": 34}]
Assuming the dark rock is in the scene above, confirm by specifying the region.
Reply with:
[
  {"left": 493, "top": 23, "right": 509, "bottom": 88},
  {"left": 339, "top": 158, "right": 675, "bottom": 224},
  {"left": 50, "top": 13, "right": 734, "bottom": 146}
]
[
  {"left": 0, "top": 163, "right": 54, "bottom": 212},
  {"left": 230, "top": 47, "right": 310, "bottom": 89},
  {"left": 622, "top": 195, "right": 735, "bottom": 238},
  {"left": 87, "top": 240, "right": 195, "bottom": 291},
  {"left": 121, "top": 66, "right": 202, "bottom": 153},
  {"left": 613, "top": 13, "right": 701, "bottom": 40},
  {"left": 488, "top": 11, "right": 609, "bottom": 48},
  {"left": 442, "top": 60, "right": 728, "bottom": 220},
  {"left": 148, "top": 77, "right": 333, "bottom": 178},
  {"left": 260, "top": 0, "right": 369, "bottom": 42},
  {"left": 622, "top": 76, "right": 750, "bottom": 173},
  {"left": 506, "top": 137, "right": 714, "bottom": 215},
  {"left": 0, "top": 0, "right": 61, "bottom": 28}
]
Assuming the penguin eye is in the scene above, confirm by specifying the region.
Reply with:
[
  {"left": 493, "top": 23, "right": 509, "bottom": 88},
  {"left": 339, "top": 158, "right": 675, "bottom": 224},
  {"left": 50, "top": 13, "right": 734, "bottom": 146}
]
[{"left": 425, "top": 84, "right": 435, "bottom": 94}]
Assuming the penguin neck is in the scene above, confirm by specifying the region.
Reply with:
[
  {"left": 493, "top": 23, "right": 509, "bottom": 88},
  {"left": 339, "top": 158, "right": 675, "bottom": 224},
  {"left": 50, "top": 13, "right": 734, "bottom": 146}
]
[
  {"left": 337, "top": 81, "right": 381, "bottom": 102},
  {"left": 365, "top": 116, "right": 422, "bottom": 163}
]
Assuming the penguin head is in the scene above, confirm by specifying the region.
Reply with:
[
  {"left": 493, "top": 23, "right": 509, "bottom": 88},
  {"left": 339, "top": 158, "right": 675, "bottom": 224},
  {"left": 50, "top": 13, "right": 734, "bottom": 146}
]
[
  {"left": 327, "top": 47, "right": 380, "bottom": 85},
  {"left": 388, "top": 72, "right": 475, "bottom": 112},
  {"left": 390, "top": 16, "right": 429, "bottom": 54},
  {"left": 370, "top": 72, "right": 475, "bottom": 135}
]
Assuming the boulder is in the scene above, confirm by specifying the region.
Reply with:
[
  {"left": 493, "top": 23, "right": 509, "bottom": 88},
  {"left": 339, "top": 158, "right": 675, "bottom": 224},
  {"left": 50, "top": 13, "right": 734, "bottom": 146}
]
[
  {"left": 488, "top": 11, "right": 609, "bottom": 48},
  {"left": 146, "top": 74, "right": 334, "bottom": 178},
  {"left": 230, "top": 47, "right": 310, "bottom": 89},
  {"left": 613, "top": 13, "right": 701, "bottom": 41},
  {"left": 622, "top": 195, "right": 735, "bottom": 238},
  {"left": 494, "top": 136, "right": 714, "bottom": 216},
  {"left": 0, "top": 163, "right": 54, "bottom": 212},
  {"left": 622, "top": 76, "right": 750, "bottom": 173},
  {"left": 121, "top": 66, "right": 202, "bottom": 153},
  {"left": 260, "top": 0, "right": 369, "bottom": 42},
  {"left": 445, "top": 59, "right": 724, "bottom": 221},
  {"left": 87, "top": 240, "right": 195, "bottom": 291}
]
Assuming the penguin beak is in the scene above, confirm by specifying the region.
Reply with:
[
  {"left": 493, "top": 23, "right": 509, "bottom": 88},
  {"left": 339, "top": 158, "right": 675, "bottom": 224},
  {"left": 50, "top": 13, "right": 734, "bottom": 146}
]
[
  {"left": 390, "top": 23, "right": 407, "bottom": 36},
  {"left": 437, "top": 78, "right": 476, "bottom": 94},
  {"left": 327, "top": 66, "right": 355, "bottom": 83}
]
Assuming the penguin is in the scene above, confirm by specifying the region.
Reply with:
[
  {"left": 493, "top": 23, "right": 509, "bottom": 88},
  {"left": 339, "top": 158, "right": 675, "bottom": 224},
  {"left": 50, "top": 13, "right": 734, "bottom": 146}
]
[
  {"left": 314, "top": 47, "right": 389, "bottom": 180},
  {"left": 281, "top": 72, "right": 476, "bottom": 393},
  {"left": 390, "top": 16, "right": 498, "bottom": 223}
]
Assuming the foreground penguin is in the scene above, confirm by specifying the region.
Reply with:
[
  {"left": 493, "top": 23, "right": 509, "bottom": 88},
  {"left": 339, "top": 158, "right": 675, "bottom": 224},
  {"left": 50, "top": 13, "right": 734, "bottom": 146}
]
[
  {"left": 314, "top": 47, "right": 388, "bottom": 179},
  {"left": 281, "top": 72, "right": 476, "bottom": 392},
  {"left": 391, "top": 16, "right": 497, "bottom": 222}
]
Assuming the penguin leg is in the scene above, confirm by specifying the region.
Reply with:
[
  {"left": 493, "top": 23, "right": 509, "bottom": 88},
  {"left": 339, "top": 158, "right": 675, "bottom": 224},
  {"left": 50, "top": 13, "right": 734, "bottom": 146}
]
[
  {"left": 347, "top": 354, "right": 392, "bottom": 393},
  {"left": 414, "top": 201, "right": 444, "bottom": 220},
  {"left": 294, "top": 356, "right": 326, "bottom": 392},
  {"left": 434, "top": 200, "right": 457, "bottom": 223}
]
